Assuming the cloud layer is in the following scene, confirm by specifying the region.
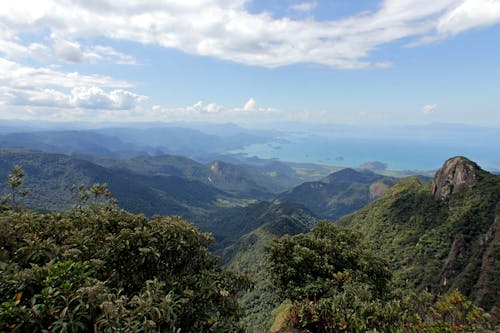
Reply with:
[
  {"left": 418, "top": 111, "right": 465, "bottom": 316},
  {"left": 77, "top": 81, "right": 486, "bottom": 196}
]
[
  {"left": 1, "top": 0, "right": 500, "bottom": 69},
  {"left": 1, "top": 1, "right": 499, "bottom": 123}
]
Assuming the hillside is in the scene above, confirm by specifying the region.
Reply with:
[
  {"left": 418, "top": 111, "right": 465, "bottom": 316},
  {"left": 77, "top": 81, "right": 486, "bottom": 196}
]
[
  {"left": 278, "top": 168, "right": 398, "bottom": 220},
  {"left": 0, "top": 149, "right": 242, "bottom": 218},
  {"left": 338, "top": 156, "right": 500, "bottom": 310},
  {"left": 89, "top": 156, "right": 279, "bottom": 199},
  {"left": 197, "top": 200, "right": 317, "bottom": 253},
  {"left": 222, "top": 205, "right": 318, "bottom": 331}
]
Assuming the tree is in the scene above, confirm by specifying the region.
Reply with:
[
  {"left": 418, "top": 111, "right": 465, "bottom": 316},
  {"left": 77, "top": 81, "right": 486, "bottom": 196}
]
[
  {"left": 266, "top": 222, "right": 393, "bottom": 332},
  {"left": 6, "top": 165, "right": 28, "bottom": 208},
  {"left": 267, "top": 221, "right": 391, "bottom": 302}
]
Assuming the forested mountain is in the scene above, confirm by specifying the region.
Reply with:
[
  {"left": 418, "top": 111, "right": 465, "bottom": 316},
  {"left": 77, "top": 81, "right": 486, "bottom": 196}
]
[
  {"left": 278, "top": 168, "right": 398, "bottom": 220},
  {"left": 199, "top": 201, "right": 318, "bottom": 253},
  {"left": 0, "top": 149, "right": 324, "bottom": 243},
  {"left": 220, "top": 169, "right": 401, "bottom": 330},
  {"left": 0, "top": 149, "right": 239, "bottom": 217},
  {"left": 222, "top": 205, "right": 318, "bottom": 330},
  {"left": 1, "top": 151, "right": 499, "bottom": 332},
  {"left": 338, "top": 156, "right": 500, "bottom": 310},
  {"left": 86, "top": 156, "right": 292, "bottom": 198}
]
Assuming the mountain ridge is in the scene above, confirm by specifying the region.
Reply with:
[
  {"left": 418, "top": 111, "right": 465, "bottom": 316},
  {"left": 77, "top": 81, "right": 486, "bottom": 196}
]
[{"left": 338, "top": 156, "right": 500, "bottom": 310}]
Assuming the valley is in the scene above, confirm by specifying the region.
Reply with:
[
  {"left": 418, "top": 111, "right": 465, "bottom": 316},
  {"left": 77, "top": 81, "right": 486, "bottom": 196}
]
[{"left": 1, "top": 128, "right": 499, "bottom": 332}]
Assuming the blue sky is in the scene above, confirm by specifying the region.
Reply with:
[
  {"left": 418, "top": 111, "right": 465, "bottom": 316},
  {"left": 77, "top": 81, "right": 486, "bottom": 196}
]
[{"left": 0, "top": 0, "right": 499, "bottom": 126}]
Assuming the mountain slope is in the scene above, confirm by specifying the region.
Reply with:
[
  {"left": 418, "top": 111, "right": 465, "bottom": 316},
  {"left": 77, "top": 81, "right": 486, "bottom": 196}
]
[
  {"left": 222, "top": 203, "right": 318, "bottom": 331},
  {"left": 84, "top": 155, "right": 302, "bottom": 199},
  {"left": 337, "top": 156, "right": 500, "bottom": 310},
  {"left": 196, "top": 200, "right": 317, "bottom": 253},
  {"left": 278, "top": 168, "right": 398, "bottom": 220},
  {"left": 0, "top": 149, "right": 238, "bottom": 217}
]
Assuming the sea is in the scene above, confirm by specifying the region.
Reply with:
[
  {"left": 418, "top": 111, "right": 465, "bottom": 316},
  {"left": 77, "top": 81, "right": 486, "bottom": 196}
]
[{"left": 234, "top": 133, "right": 500, "bottom": 172}]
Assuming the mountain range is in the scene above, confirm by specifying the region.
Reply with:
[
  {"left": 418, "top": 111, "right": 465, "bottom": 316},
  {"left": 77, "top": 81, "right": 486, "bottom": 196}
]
[{"left": 0, "top": 132, "right": 498, "bottom": 331}]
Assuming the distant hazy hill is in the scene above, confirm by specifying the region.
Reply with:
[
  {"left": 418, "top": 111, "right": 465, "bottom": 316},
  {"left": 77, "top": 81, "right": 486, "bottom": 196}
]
[
  {"left": 278, "top": 168, "right": 398, "bottom": 220},
  {"left": 0, "top": 130, "right": 150, "bottom": 158},
  {"left": 338, "top": 156, "right": 500, "bottom": 310},
  {"left": 91, "top": 126, "right": 269, "bottom": 157},
  {"left": 0, "top": 126, "right": 272, "bottom": 160}
]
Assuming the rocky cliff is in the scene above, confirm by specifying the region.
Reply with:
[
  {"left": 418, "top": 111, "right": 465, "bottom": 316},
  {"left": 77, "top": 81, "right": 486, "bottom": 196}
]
[{"left": 432, "top": 156, "right": 480, "bottom": 200}]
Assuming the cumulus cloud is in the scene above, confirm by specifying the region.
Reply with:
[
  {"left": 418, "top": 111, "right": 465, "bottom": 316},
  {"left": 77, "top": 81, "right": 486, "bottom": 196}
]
[
  {"left": 70, "top": 87, "right": 147, "bottom": 110},
  {"left": 3, "top": 86, "right": 147, "bottom": 110},
  {"left": 1, "top": 0, "right": 499, "bottom": 69},
  {"left": 0, "top": 57, "right": 146, "bottom": 116},
  {"left": 422, "top": 104, "right": 438, "bottom": 114},
  {"left": 144, "top": 98, "right": 280, "bottom": 123}
]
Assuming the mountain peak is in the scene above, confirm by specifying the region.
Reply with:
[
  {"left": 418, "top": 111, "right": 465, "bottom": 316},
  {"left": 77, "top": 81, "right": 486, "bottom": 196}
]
[
  {"left": 432, "top": 156, "right": 481, "bottom": 200},
  {"left": 321, "top": 168, "right": 380, "bottom": 184}
]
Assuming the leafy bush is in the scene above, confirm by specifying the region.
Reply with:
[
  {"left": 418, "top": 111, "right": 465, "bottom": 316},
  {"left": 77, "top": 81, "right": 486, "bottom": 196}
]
[
  {"left": 0, "top": 190, "right": 250, "bottom": 332},
  {"left": 267, "top": 221, "right": 391, "bottom": 302}
]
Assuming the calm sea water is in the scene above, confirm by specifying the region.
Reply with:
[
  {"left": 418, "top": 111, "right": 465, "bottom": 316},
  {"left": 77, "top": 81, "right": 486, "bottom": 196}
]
[{"left": 235, "top": 135, "right": 500, "bottom": 171}]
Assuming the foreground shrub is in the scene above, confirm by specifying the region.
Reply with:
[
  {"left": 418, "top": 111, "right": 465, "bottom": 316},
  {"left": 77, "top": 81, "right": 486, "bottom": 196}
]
[{"left": 0, "top": 200, "right": 249, "bottom": 332}]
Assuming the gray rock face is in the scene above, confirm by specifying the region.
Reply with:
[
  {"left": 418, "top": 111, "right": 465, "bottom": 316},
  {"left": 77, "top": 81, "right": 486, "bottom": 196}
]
[{"left": 432, "top": 156, "right": 480, "bottom": 200}]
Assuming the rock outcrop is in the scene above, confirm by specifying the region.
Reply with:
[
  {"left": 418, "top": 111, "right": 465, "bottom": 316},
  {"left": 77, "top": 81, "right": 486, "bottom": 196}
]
[{"left": 432, "top": 156, "right": 480, "bottom": 200}]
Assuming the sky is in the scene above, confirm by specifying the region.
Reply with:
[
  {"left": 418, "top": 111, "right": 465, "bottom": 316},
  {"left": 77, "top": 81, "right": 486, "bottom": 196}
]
[{"left": 0, "top": 0, "right": 500, "bottom": 126}]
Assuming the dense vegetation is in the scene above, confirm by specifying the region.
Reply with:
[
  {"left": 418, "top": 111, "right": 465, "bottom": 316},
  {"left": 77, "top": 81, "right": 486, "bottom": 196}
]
[
  {"left": 266, "top": 222, "right": 499, "bottom": 333},
  {"left": 0, "top": 184, "right": 249, "bottom": 332},
  {"left": 223, "top": 206, "right": 318, "bottom": 330},
  {"left": 278, "top": 168, "right": 398, "bottom": 220},
  {"left": 1, "top": 153, "right": 499, "bottom": 332},
  {"left": 338, "top": 159, "right": 500, "bottom": 310}
]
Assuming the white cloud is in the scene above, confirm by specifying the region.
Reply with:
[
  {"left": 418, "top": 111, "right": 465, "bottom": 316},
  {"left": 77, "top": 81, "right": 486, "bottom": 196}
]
[
  {"left": 1, "top": 0, "right": 499, "bottom": 69},
  {"left": 3, "top": 86, "right": 147, "bottom": 110},
  {"left": 243, "top": 97, "right": 256, "bottom": 111},
  {"left": 70, "top": 87, "right": 147, "bottom": 110},
  {"left": 290, "top": 2, "right": 317, "bottom": 12},
  {"left": 54, "top": 39, "right": 83, "bottom": 63},
  {"left": 52, "top": 38, "right": 138, "bottom": 65},
  {"left": 0, "top": 57, "right": 132, "bottom": 89},
  {"left": 437, "top": 0, "right": 500, "bottom": 36},
  {"left": 0, "top": 57, "right": 146, "bottom": 114},
  {"left": 422, "top": 104, "right": 438, "bottom": 114},
  {"left": 132, "top": 98, "right": 280, "bottom": 123},
  {"left": 91, "top": 46, "right": 137, "bottom": 65}
]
